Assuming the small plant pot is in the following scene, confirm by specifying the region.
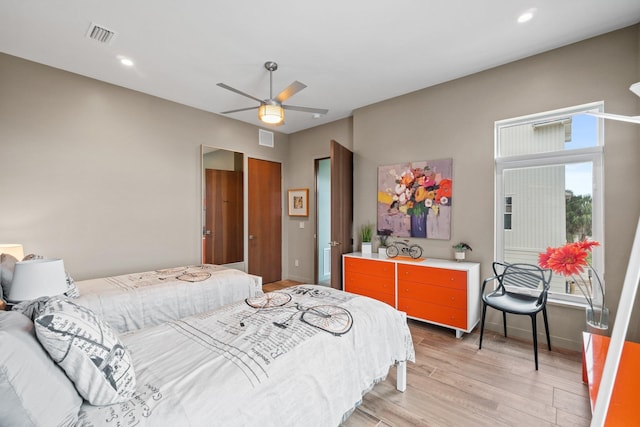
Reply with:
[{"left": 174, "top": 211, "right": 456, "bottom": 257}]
[
  {"left": 378, "top": 247, "right": 388, "bottom": 258},
  {"left": 454, "top": 251, "right": 466, "bottom": 261},
  {"left": 361, "top": 242, "right": 372, "bottom": 256}
]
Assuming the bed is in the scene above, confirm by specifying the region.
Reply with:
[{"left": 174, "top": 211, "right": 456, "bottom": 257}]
[
  {"left": 74, "top": 264, "right": 262, "bottom": 333},
  {"left": 1, "top": 285, "right": 415, "bottom": 427}
]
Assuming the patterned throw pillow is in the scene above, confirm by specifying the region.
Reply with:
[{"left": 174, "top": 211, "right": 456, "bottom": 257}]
[
  {"left": 64, "top": 272, "right": 80, "bottom": 298},
  {"left": 33, "top": 296, "right": 136, "bottom": 405}
]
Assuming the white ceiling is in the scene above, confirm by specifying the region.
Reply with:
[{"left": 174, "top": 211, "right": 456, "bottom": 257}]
[{"left": 1, "top": 1, "right": 640, "bottom": 134}]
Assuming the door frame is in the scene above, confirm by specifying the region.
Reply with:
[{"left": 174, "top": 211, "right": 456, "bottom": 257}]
[
  {"left": 314, "top": 157, "right": 331, "bottom": 285},
  {"left": 200, "top": 145, "right": 246, "bottom": 270}
]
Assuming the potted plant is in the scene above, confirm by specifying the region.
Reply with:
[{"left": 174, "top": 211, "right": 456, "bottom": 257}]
[
  {"left": 377, "top": 229, "right": 393, "bottom": 258},
  {"left": 360, "top": 223, "right": 373, "bottom": 255},
  {"left": 452, "top": 242, "right": 472, "bottom": 261}
]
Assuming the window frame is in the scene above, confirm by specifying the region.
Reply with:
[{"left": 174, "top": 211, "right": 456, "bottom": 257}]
[{"left": 494, "top": 102, "right": 605, "bottom": 305}]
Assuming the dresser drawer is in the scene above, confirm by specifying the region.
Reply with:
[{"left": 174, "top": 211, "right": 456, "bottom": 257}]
[
  {"left": 345, "top": 278, "right": 395, "bottom": 307},
  {"left": 344, "top": 257, "right": 394, "bottom": 278},
  {"left": 398, "top": 264, "right": 467, "bottom": 291},
  {"left": 345, "top": 272, "right": 394, "bottom": 295},
  {"left": 398, "top": 282, "right": 466, "bottom": 310},
  {"left": 398, "top": 298, "right": 467, "bottom": 329}
]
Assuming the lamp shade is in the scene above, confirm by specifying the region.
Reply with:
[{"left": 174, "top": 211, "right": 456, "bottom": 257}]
[
  {"left": 0, "top": 243, "right": 24, "bottom": 260},
  {"left": 258, "top": 104, "right": 284, "bottom": 124},
  {"left": 6, "top": 258, "right": 68, "bottom": 302}
]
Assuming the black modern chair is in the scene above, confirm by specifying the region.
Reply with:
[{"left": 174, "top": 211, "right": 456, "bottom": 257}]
[{"left": 478, "top": 262, "right": 553, "bottom": 370}]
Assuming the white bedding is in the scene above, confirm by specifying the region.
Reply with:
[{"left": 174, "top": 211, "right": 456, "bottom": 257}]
[
  {"left": 75, "top": 265, "right": 261, "bottom": 333},
  {"left": 77, "top": 285, "right": 415, "bottom": 427}
]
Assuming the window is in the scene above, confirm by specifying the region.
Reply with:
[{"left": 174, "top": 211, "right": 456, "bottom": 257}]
[{"left": 495, "top": 103, "right": 604, "bottom": 304}]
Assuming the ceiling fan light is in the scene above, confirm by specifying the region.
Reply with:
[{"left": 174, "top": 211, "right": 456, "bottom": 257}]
[{"left": 258, "top": 104, "right": 284, "bottom": 124}]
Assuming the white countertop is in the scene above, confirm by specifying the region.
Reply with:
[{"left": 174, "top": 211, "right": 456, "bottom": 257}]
[{"left": 344, "top": 252, "right": 479, "bottom": 271}]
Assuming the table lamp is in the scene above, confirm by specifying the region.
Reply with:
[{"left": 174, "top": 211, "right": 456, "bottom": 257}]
[
  {"left": 0, "top": 243, "right": 24, "bottom": 260},
  {"left": 6, "top": 258, "right": 68, "bottom": 302}
]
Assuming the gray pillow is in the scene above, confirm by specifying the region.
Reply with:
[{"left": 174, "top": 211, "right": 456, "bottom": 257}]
[
  {"left": 0, "top": 253, "right": 18, "bottom": 299},
  {"left": 34, "top": 296, "right": 137, "bottom": 406},
  {"left": 0, "top": 311, "right": 81, "bottom": 427}
]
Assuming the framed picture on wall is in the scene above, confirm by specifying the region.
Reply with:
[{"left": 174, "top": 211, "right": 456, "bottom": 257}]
[
  {"left": 288, "top": 188, "right": 309, "bottom": 217},
  {"left": 377, "top": 158, "right": 452, "bottom": 240}
]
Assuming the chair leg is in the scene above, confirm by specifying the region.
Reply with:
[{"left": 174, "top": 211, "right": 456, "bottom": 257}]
[
  {"left": 531, "top": 314, "right": 539, "bottom": 370},
  {"left": 542, "top": 307, "right": 551, "bottom": 351},
  {"left": 479, "top": 302, "right": 487, "bottom": 349},
  {"left": 502, "top": 311, "right": 507, "bottom": 337}
]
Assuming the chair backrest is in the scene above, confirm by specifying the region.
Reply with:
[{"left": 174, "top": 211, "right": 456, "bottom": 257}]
[{"left": 493, "top": 262, "right": 553, "bottom": 303}]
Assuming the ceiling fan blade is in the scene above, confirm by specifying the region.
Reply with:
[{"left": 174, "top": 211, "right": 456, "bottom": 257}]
[
  {"left": 275, "top": 81, "right": 307, "bottom": 103},
  {"left": 283, "top": 105, "right": 329, "bottom": 115},
  {"left": 221, "top": 106, "right": 259, "bottom": 114},
  {"left": 217, "top": 83, "right": 263, "bottom": 103},
  {"left": 585, "top": 111, "right": 640, "bottom": 124}
]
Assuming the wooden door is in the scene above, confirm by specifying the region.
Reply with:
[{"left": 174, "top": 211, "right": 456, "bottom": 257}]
[
  {"left": 248, "top": 158, "right": 282, "bottom": 283},
  {"left": 330, "top": 140, "right": 353, "bottom": 289},
  {"left": 205, "top": 169, "right": 243, "bottom": 265}
]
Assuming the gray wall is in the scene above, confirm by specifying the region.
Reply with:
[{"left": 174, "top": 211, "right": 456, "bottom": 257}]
[
  {"left": 2, "top": 24, "right": 639, "bottom": 351},
  {"left": 349, "top": 25, "right": 640, "bottom": 350},
  {"left": 285, "top": 118, "right": 353, "bottom": 282},
  {"left": 0, "top": 52, "right": 289, "bottom": 280}
]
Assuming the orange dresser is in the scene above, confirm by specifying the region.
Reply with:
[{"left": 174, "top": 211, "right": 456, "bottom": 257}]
[{"left": 343, "top": 253, "right": 480, "bottom": 338}]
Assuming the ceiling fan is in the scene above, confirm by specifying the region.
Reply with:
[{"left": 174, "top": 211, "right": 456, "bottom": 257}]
[{"left": 217, "top": 61, "right": 328, "bottom": 125}]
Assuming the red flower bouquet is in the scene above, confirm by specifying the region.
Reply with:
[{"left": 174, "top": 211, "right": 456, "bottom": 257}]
[{"left": 539, "top": 240, "right": 605, "bottom": 325}]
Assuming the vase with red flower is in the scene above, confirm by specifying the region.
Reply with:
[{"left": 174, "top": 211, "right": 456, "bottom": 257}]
[
  {"left": 539, "top": 240, "right": 607, "bottom": 330},
  {"left": 585, "top": 306, "right": 609, "bottom": 331}
]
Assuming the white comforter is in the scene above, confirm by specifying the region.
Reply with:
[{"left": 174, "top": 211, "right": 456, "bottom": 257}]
[
  {"left": 77, "top": 285, "right": 415, "bottom": 427},
  {"left": 75, "top": 265, "right": 261, "bottom": 333}
]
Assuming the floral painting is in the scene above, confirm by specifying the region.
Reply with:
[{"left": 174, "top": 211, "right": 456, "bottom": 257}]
[{"left": 377, "top": 159, "right": 452, "bottom": 239}]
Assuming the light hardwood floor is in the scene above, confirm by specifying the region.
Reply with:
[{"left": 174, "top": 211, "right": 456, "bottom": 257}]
[{"left": 263, "top": 280, "right": 591, "bottom": 427}]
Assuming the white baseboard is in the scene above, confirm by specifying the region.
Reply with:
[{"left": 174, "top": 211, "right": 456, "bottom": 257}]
[{"left": 482, "top": 320, "right": 580, "bottom": 352}]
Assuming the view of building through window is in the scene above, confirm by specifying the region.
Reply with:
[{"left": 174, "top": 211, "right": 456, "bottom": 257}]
[{"left": 495, "top": 106, "right": 603, "bottom": 302}]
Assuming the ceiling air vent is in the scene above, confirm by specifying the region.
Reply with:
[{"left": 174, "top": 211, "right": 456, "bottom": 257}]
[{"left": 86, "top": 23, "right": 116, "bottom": 44}]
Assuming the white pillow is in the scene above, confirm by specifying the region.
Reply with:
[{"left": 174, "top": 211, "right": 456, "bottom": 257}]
[
  {"left": 0, "top": 311, "right": 82, "bottom": 426},
  {"left": 34, "top": 296, "right": 136, "bottom": 405}
]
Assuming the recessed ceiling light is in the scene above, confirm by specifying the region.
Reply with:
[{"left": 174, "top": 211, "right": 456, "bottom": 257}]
[
  {"left": 518, "top": 8, "right": 536, "bottom": 23},
  {"left": 119, "top": 57, "right": 134, "bottom": 67}
]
